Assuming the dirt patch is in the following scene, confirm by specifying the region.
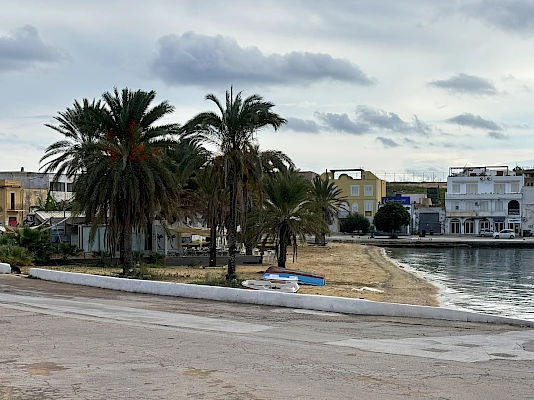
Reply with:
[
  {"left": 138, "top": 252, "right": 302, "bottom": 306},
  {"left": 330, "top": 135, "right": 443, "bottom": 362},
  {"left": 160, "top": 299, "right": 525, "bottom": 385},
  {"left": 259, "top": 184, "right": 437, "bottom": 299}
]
[{"left": 24, "top": 362, "right": 67, "bottom": 376}]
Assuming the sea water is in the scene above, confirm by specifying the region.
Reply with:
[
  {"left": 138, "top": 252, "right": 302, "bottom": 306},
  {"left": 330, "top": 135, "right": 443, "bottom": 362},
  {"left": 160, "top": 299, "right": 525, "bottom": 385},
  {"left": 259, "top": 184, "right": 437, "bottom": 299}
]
[{"left": 386, "top": 247, "right": 534, "bottom": 321}]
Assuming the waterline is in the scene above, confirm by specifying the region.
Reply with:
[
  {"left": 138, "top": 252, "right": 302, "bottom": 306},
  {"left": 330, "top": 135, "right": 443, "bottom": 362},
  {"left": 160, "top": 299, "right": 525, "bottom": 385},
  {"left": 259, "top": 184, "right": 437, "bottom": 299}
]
[{"left": 385, "top": 247, "right": 534, "bottom": 321}]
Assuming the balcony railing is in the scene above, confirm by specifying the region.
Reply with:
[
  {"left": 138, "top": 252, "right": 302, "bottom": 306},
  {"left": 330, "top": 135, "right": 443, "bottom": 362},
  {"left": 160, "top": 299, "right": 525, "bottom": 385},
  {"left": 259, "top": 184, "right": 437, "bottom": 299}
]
[{"left": 7, "top": 203, "right": 24, "bottom": 211}]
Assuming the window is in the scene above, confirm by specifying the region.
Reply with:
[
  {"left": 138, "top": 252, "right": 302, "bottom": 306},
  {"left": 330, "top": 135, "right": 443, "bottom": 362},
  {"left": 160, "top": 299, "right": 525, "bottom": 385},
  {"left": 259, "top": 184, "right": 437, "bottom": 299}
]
[
  {"left": 466, "top": 183, "right": 478, "bottom": 194},
  {"left": 50, "top": 181, "right": 65, "bottom": 192},
  {"left": 495, "top": 200, "right": 504, "bottom": 211},
  {"left": 67, "top": 182, "right": 74, "bottom": 192},
  {"left": 452, "top": 183, "right": 461, "bottom": 193},
  {"left": 450, "top": 219, "right": 460, "bottom": 234},
  {"left": 339, "top": 202, "right": 349, "bottom": 218},
  {"left": 464, "top": 220, "right": 475, "bottom": 234},
  {"left": 10, "top": 193, "right": 15, "bottom": 210},
  {"left": 364, "top": 185, "right": 373, "bottom": 196},
  {"left": 510, "top": 183, "right": 520, "bottom": 193},
  {"left": 350, "top": 185, "right": 360, "bottom": 196},
  {"left": 351, "top": 203, "right": 359, "bottom": 213},
  {"left": 494, "top": 183, "right": 505, "bottom": 194},
  {"left": 480, "top": 201, "right": 489, "bottom": 211},
  {"left": 364, "top": 200, "right": 374, "bottom": 212},
  {"left": 466, "top": 200, "right": 475, "bottom": 210},
  {"left": 450, "top": 200, "right": 460, "bottom": 210}
]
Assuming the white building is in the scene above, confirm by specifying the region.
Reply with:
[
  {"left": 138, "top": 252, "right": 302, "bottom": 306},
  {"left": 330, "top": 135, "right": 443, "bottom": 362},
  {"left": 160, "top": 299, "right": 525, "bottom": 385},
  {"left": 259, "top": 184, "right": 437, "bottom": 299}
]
[
  {"left": 445, "top": 166, "right": 524, "bottom": 235},
  {"left": 522, "top": 187, "right": 534, "bottom": 235}
]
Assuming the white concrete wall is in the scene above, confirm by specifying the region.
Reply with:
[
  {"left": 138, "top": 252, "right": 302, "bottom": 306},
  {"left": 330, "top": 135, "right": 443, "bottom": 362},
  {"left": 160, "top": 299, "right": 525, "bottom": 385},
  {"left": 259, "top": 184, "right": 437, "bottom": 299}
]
[
  {"left": 0, "top": 262, "right": 11, "bottom": 273},
  {"left": 29, "top": 268, "right": 534, "bottom": 327}
]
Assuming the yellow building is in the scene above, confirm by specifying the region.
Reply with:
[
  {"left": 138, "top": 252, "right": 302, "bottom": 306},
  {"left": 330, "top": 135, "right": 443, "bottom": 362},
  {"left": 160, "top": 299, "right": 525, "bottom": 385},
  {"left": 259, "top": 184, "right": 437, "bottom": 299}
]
[
  {"left": 321, "top": 169, "right": 387, "bottom": 230},
  {"left": 0, "top": 179, "right": 48, "bottom": 227},
  {"left": 0, "top": 180, "right": 24, "bottom": 227}
]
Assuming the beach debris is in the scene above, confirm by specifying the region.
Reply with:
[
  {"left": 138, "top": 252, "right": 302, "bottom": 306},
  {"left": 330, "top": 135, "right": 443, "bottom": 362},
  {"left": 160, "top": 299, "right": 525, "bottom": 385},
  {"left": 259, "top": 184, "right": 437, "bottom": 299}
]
[
  {"left": 262, "top": 266, "right": 325, "bottom": 286},
  {"left": 241, "top": 280, "right": 299, "bottom": 293},
  {"left": 352, "top": 286, "right": 384, "bottom": 293}
]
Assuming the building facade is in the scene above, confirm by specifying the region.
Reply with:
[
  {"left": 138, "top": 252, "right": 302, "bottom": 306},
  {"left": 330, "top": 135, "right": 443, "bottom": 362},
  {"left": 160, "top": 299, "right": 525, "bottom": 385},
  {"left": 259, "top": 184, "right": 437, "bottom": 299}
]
[
  {"left": 445, "top": 166, "right": 524, "bottom": 235},
  {"left": 0, "top": 171, "right": 74, "bottom": 227},
  {"left": 321, "top": 168, "right": 386, "bottom": 231}
]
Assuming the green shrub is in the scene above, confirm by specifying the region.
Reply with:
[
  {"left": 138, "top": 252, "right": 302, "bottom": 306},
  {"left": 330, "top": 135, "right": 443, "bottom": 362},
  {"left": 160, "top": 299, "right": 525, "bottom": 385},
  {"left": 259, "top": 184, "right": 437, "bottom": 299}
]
[
  {"left": 133, "top": 251, "right": 144, "bottom": 263},
  {"left": 92, "top": 250, "right": 112, "bottom": 265},
  {"left": 0, "top": 244, "right": 34, "bottom": 266},
  {"left": 16, "top": 226, "right": 55, "bottom": 264},
  {"left": 55, "top": 242, "right": 82, "bottom": 261},
  {"left": 340, "top": 212, "right": 371, "bottom": 234},
  {"left": 148, "top": 251, "right": 166, "bottom": 265}
]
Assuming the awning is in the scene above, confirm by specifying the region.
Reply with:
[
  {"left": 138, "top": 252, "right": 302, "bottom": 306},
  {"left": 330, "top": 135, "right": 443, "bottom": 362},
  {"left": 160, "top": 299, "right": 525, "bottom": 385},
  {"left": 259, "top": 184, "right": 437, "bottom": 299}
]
[{"left": 170, "top": 226, "right": 211, "bottom": 236}]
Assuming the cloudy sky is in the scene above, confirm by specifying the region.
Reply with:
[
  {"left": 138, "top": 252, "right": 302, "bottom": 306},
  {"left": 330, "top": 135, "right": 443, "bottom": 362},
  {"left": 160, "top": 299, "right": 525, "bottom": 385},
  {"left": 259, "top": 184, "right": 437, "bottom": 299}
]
[{"left": 2, "top": 0, "right": 534, "bottom": 180}]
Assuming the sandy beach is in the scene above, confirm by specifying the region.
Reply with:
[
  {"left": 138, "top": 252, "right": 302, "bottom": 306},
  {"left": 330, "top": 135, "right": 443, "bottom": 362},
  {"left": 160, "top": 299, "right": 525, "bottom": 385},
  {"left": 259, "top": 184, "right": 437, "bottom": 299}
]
[
  {"left": 25, "top": 242, "right": 438, "bottom": 307},
  {"left": 258, "top": 242, "right": 439, "bottom": 306}
]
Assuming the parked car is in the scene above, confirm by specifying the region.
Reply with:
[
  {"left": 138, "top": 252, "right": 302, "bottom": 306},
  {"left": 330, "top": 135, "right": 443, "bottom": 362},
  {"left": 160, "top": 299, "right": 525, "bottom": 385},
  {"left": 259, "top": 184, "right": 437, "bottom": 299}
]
[
  {"left": 493, "top": 229, "right": 515, "bottom": 239},
  {"left": 478, "top": 229, "right": 494, "bottom": 237}
]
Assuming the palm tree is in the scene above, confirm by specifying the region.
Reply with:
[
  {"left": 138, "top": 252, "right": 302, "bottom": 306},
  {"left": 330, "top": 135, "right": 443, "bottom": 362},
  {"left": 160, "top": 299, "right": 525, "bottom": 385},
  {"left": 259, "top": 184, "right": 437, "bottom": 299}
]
[
  {"left": 311, "top": 175, "right": 346, "bottom": 245},
  {"left": 182, "top": 88, "right": 287, "bottom": 280},
  {"left": 40, "top": 98, "right": 104, "bottom": 177},
  {"left": 257, "top": 169, "right": 326, "bottom": 269},
  {"left": 43, "top": 88, "right": 183, "bottom": 274},
  {"left": 240, "top": 144, "right": 294, "bottom": 255},
  {"left": 194, "top": 157, "right": 228, "bottom": 267}
]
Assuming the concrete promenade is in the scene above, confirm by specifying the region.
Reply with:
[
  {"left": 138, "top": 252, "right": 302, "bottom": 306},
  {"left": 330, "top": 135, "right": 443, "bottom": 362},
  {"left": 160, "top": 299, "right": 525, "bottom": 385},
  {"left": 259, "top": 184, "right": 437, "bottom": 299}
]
[
  {"left": 1, "top": 275, "right": 533, "bottom": 399},
  {"left": 328, "top": 233, "right": 534, "bottom": 247}
]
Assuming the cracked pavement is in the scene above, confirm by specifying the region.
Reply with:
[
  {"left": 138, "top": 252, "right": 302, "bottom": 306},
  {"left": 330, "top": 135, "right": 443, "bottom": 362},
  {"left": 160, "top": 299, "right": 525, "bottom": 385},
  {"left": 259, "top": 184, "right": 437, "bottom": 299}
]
[{"left": 0, "top": 275, "right": 533, "bottom": 399}]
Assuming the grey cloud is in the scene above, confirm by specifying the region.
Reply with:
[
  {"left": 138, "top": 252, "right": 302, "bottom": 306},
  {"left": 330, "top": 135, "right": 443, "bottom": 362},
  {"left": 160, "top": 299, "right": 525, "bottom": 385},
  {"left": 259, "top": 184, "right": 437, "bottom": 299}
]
[
  {"left": 488, "top": 131, "right": 508, "bottom": 139},
  {"left": 298, "top": 106, "right": 433, "bottom": 136},
  {"left": 314, "top": 112, "right": 368, "bottom": 134},
  {"left": 376, "top": 137, "right": 400, "bottom": 148},
  {"left": 502, "top": 122, "right": 530, "bottom": 129},
  {"left": 446, "top": 113, "right": 502, "bottom": 131},
  {"left": 428, "top": 73, "right": 497, "bottom": 95},
  {"left": 403, "top": 138, "right": 420, "bottom": 149},
  {"left": 150, "top": 31, "right": 375, "bottom": 86},
  {"left": 466, "top": 1, "right": 534, "bottom": 34},
  {"left": 0, "top": 25, "right": 66, "bottom": 72},
  {"left": 355, "top": 106, "right": 433, "bottom": 135},
  {"left": 285, "top": 117, "right": 319, "bottom": 133},
  {"left": 429, "top": 142, "right": 473, "bottom": 149}
]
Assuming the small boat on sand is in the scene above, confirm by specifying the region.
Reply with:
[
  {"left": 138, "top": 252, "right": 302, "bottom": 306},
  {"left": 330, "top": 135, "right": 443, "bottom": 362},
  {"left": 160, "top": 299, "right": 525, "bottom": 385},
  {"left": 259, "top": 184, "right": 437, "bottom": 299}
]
[
  {"left": 241, "top": 280, "right": 299, "bottom": 293},
  {"left": 262, "top": 267, "right": 325, "bottom": 286}
]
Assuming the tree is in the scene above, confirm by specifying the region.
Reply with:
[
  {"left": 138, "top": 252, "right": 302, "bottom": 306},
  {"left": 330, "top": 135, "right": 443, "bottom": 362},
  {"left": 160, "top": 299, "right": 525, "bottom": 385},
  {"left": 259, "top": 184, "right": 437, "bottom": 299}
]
[
  {"left": 240, "top": 145, "right": 294, "bottom": 255},
  {"left": 194, "top": 158, "right": 228, "bottom": 267},
  {"left": 255, "top": 169, "right": 326, "bottom": 269},
  {"left": 43, "top": 88, "right": 183, "bottom": 274},
  {"left": 311, "top": 175, "right": 345, "bottom": 245},
  {"left": 340, "top": 212, "right": 370, "bottom": 234},
  {"left": 40, "top": 99, "right": 104, "bottom": 177},
  {"left": 373, "top": 202, "right": 410, "bottom": 237},
  {"left": 182, "top": 88, "right": 287, "bottom": 280}
]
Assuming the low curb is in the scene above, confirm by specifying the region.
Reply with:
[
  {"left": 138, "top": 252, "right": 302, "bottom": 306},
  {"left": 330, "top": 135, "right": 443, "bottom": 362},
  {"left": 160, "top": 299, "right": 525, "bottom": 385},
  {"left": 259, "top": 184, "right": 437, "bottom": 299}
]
[
  {"left": 0, "top": 263, "right": 11, "bottom": 274},
  {"left": 29, "top": 268, "right": 534, "bottom": 327}
]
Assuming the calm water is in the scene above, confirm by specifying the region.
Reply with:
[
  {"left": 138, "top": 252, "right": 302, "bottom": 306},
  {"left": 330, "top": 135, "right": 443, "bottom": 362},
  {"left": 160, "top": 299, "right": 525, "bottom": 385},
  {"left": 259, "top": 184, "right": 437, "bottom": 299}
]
[{"left": 386, "top": 247, "right": 534, "bottom": 321}]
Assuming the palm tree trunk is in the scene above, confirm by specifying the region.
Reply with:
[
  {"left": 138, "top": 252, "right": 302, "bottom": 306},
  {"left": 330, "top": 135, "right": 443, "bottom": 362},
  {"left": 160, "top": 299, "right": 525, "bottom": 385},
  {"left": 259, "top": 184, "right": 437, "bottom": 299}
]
[
  {"left": 226, "top": 179, "right": 237, "bottom": 280},
  {"left": 122, "top": 229, "right": 133, "bottom": 275},
  {"left": 209, "top": 222, "right": 217, "bottom": 268},
  {"left": 118, "top": 229, "right": 125, "bottom": 266},
  {"left": 277, "top": 226, "right": 288, "bottom": 269}
]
